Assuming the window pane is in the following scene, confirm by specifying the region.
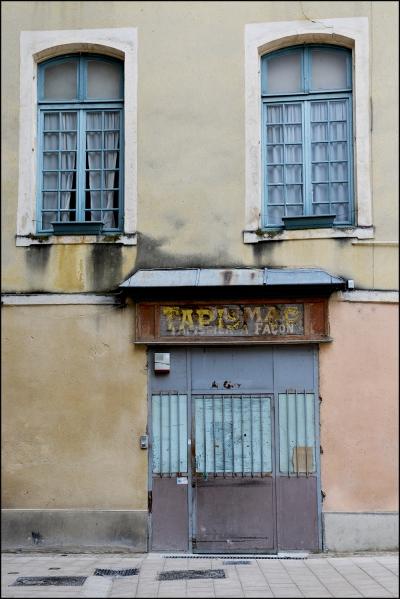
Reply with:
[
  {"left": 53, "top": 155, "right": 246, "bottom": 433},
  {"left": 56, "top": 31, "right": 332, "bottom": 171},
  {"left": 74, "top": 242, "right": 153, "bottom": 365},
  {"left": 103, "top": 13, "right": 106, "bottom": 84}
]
[
  {"left": 330, "top": 122, "right": 347, "bottom": 141},
  {"left": 331, "top": 182, "right": 349, "bottom": 202},
  {"left": 87, "top": 171, "right": 102, "bottom": 189},
  {"left": 312, "top": 142, "right": 328, "bottom": 161},
  {"left": 87, "top": 60, "right": 122, "bottom": 99},
  {"left": 285, "top": 145, "right": 302, "bottom": 163},
  {"left": 285, "top": 164, "right": 302, "bottom": 184},
  {"left": 105, "top": 171, "right": 118, "bottom": 189},
  {"left": 286, "top": 204, "right": 303, "bottom": 217},
  {"left": 330, "top": 162, "right": 347, "bottom": 182},
  {"left": 312, "top": 163, "right": 329, "bottom": 182},
  {"left": 43, "top": 172, "right": 58, "bottom": 190},
  {"left": 266, "top": 105, "right": 283, "bottom": 124},
  {"left": 43, "top": 153, "right": 58, "bottom": 169},
  {"left": 60, "top": 152, "right": 76, "bottom": 170},
  {"left": 284, "top": 124, "right": 302, "bottom": 144},
  {"left": 44, "top": 133, "right": 59, "bottom": 151},
  {"left": 60, "top": 132, "right": 77, "bottom": 151},
  {"left": 332, "top": 202, "right": 349, "bottom": 222},
  {"left": 87, "top": 112, "right": 103, "bottom": 130},
  {"left": 42, "top": 212, "right": 57, "bottom": 229},
  {"left": 311, "top": 102, "right": 328, "bottom": 122},
  {"left": 313, "top": 183, "right": 329, "bottom": 203},
  {"left": 60, "top": 172, "right": 75, "bottom": 190},
  {"left": 267, "top": 145, "right": 283, "bottom": 164},
  {"left": 43, "top": 61, "right": 77, "bottom": 100},
  {"left": 266, "top": 52, "right": 302, "bottom": 94},
  {"left": 310, "top": 49, "right": 348, "bottom": 90},
  {"left": 311, "top": 123, "right": 328, "bottom": 142},
  {"left": 267, "top": 205, "right": 284, "bottom": 225},
  {"left": 86, "top": 132, "right": 102, "bottom": 149},
  {"left": 44, "top": 113, "right": 59, "bottom": 130},
  {"left": 313, "top": 203, "right": 331, "bottom": 216},
  {"left": 104, "top": 112, "right": 120, "bottom": 129},
  {"left": 330, "top": 141, "right": 347, "bottom": 161},
  {"left": 42, "top": 192, "right": 58, "bottom": 209},
  {"left": 267, "top": 125, "right": 283, "bottom": 143},
  {"left": 267, "top": 165, "right": 283, "bottom": 184},
  {"left": 61, "top": 113, "right": 77, "bottom": 131},
  {"left": 329, "top": 100, "right": 347, "bottom": 121},
  {"left": 286, "top": 185, "right": 303, "bottom": 204},
  {"left": 285, "top": 104, "right": 301, "bottom": 124},
  {"left": 268, "top": 185, "right": 284, "bottom": 204}
]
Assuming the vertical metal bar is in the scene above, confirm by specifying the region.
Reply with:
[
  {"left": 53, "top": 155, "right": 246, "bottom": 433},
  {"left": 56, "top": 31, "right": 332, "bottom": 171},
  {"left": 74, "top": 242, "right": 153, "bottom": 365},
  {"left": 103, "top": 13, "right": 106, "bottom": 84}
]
[
  {"left": 260, "top": 395, "right": 264, "bottom": 477},
  {"left": 222, "top": 395, "right": 226, "bottom": 478},
  {"left": 294, "top": 389, "right": 299, "bottom": 476},
  {"left": 304, "top": 388, "right": 308, "bottom": 477},
  {"left": 231, "top": 396, "right": 235, "bottom": 477},
  {"left": 241, "top": 395, "right": 244, "bottom": 477},
  {"left": 177, "top": 394, "right": 180, "bottom": 475},
  {"left": 159, "top": 393, "right": 163, "bottom": 478},
  {"left": 212, "top": 395, "right": 216, "bottom": 477},
  {"left": 250, "top": 396, "right": 254, "bottom": 477},
  {"left": 286, "top": 390, "right": 290, "bottom": 477},
  {"left": 203, "top": 395, "right": 207, "bottom": 476},
  {"left": 168, "top": 393, "right": 172, "bottom": 477}
]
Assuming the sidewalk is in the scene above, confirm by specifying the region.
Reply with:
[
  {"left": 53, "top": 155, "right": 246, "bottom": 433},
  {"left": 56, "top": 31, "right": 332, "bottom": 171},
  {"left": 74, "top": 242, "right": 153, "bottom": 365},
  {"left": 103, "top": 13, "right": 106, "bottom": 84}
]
[{"left": 1, "top": 552, "right": 398, "bottom": 598}]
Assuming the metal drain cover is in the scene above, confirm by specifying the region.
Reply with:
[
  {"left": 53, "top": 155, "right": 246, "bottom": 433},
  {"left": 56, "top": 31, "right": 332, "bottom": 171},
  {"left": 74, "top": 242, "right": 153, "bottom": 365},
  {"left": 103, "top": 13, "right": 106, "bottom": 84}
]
[
  {"left": 223, "top": 560, "right": 251, "bottom": 565},
  {"left": 158, "top": 569, "right": 225, "bottom": 581},
  {"left": 11, "top": 576, "right": 87, "bottom": 587},
  {"left": 94, "top": 568, "right": 139, "bottom": 577}
]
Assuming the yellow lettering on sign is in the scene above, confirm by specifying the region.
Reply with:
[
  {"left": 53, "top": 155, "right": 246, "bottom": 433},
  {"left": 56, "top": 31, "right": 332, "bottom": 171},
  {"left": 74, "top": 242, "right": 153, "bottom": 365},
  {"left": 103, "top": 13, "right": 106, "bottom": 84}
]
[
  {"left": 244, "top": 306, "right": 262, "bottom": 323},
  {"left": 179, "top": 309, "right": 194, "bottom": 331},
  {"left": 283, "top": 306, "right": 300, "bottom": 326},
  {"left": 196, "top": 308, "right": 215, "bottom": 327},
  {"left": 162, "top": 307, "right": 180, "bottom": 332},
  {"left": 224, "top": 308, "right": 241, "bottom": 330}
]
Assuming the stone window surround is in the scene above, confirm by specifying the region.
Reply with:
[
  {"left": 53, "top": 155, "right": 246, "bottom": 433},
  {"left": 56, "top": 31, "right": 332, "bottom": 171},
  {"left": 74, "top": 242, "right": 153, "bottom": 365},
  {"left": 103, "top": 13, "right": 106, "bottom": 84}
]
[
  {"left": 16, "top": 28, "right": 137, "bottom": 246},
  {"left": 244, "top": 17, "right": 373, "bottom": 244}
]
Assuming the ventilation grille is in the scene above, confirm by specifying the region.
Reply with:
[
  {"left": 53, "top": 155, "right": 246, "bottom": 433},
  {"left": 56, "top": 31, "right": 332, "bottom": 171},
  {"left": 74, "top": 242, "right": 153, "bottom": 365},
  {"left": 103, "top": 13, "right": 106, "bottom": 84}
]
[
  {"left": 12, "top": 576, "right": 87, "bottom": 587},
  {"left": 158, "top": 569, "right": 225, "bottom": 581},
  {"left": 94, "top": 568, "right": 139, "bottom": 577}
]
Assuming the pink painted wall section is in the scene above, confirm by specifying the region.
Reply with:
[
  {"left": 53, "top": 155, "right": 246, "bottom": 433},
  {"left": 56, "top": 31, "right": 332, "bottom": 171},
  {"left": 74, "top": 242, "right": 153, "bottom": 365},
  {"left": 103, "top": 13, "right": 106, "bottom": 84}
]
[{"left": 320, "top": 299, "right": 399, "bottom": 512}]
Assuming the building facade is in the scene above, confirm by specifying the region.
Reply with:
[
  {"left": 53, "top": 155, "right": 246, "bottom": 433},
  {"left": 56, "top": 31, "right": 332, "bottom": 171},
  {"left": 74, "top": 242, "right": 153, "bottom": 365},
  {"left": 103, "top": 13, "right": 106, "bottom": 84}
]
[{"left": 1, "top": 1, "right": 398, "bottom": 553}]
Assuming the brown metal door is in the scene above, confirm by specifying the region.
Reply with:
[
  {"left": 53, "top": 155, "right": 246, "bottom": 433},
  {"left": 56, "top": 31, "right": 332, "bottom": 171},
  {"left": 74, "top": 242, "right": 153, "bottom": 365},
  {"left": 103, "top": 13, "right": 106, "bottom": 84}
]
[{"left": 192, "top": 393, "right": 276, "bottom": 553}]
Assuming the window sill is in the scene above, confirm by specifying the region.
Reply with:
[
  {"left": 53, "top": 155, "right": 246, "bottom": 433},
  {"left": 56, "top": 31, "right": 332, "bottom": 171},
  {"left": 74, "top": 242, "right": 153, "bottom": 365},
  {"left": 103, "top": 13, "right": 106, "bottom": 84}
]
[
  {"left": 15, "top": 233, "right": 137, "bottom": 246},
  {"left": 243, "top": 226, "right": 374, "bottom": 244}
]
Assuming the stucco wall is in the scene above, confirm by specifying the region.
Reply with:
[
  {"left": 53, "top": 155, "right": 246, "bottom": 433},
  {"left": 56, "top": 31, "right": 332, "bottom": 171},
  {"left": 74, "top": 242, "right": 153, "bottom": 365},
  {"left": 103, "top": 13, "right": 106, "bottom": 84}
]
[
  {"left": 320, "top": 298, "right": 399, "bottom": 512},
  {"left": 1, "top": 1, "right": 398, "bottom": 293},
  {"left": 2, "top": 302, "right": 148, "bottom": 509}
]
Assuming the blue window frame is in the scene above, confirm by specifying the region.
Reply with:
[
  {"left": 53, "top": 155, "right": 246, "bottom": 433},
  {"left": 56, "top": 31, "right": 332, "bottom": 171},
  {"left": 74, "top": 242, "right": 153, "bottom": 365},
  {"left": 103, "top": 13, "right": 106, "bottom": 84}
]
[
  {"left": 37, "top": 54, "right": 124, "bottom": 234},
  {"left": 261, "top": 45, "right": 353, "bottom": 229}
]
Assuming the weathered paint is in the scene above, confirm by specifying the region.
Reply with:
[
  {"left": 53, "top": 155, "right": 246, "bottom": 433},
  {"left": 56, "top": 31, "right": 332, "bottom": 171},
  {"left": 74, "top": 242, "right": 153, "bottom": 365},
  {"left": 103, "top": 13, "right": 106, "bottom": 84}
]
[
  {"left": 320, "top": 299, "right": 399, "bottom": 511},
  {"left": 2, "top": 303, "right": 147, "bottom": 510},
  {"left": 136, "top": 300, "right": 328, "bottom": 343},
  {"left": 2, "top": 2, "right": 398, "bottom": 293}
]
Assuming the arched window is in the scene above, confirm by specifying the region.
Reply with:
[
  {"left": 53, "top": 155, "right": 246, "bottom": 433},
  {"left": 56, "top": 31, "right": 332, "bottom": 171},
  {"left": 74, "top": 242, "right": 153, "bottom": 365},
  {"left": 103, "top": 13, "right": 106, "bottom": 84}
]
[
  {"left": 37, "top": 54, "right": 124, "bottom": 234},
  {"left": 261, "top": 45, "right": 353, "bottom": 229}
]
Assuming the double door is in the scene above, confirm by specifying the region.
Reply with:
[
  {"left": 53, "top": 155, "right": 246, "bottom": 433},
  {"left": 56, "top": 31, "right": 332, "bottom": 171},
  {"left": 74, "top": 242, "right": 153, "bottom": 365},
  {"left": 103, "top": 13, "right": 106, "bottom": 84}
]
[{"left": 149, "top": 346, "right": 320, "bottom": 553}]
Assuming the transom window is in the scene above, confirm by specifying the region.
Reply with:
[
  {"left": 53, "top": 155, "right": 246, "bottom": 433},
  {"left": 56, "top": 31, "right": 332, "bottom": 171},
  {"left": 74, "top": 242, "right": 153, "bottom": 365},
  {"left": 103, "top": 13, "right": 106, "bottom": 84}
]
[
  {"left": 37, "top": 54, "right": 124, "bottom": 234},
  {"left": 261, "top": 45, "right": 353, "bottom": 229}
]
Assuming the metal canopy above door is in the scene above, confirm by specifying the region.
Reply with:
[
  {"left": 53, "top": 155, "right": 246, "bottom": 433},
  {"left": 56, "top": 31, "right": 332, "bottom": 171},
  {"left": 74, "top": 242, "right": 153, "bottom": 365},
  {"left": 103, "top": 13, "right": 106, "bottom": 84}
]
[{"left": 148, "top": 346, "right": 321, "bottom": 554}]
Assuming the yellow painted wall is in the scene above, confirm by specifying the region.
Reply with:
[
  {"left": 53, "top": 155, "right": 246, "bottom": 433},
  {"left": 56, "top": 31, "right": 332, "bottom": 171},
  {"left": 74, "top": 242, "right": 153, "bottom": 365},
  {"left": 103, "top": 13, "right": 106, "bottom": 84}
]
[
  {"left": 320, "top": 299, "right": 399, "bottom": 511},
  {"left": 1, "top": 1, "right": 398, "bottom": 293},
  {"left": 2, "top": 303, "right": 148, "bottom": 509}
]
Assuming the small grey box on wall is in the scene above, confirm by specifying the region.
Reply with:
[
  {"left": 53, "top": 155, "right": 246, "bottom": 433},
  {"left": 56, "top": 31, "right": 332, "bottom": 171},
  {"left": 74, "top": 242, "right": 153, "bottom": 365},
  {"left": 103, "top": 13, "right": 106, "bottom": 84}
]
[{"left": 154, "top": 353, "right": 170, "bottom": 373}]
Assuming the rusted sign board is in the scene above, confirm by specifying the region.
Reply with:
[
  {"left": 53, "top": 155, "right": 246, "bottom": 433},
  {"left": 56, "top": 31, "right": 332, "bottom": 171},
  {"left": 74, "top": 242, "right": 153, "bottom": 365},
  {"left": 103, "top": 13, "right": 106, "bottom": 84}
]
[{"left": 136, "top": 300, "right": 329, "bottom": 344}]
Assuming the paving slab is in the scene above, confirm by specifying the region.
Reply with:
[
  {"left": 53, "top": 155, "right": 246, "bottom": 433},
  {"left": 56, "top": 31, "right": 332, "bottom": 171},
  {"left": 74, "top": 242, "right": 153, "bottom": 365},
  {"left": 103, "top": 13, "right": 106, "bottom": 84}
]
[{"left": 1, "top": 552, "right": 398, "bottom": 598}]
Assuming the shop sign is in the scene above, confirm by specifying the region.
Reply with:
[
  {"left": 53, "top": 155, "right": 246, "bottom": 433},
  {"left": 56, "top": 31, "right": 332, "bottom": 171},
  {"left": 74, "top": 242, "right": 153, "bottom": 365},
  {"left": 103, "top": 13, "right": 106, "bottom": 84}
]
[
  {"left": 160, "top": 304, "right": 304, "bottom": 337},
  {"left": 136, "top": 300, "right": 329, "bottom": 344}
]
